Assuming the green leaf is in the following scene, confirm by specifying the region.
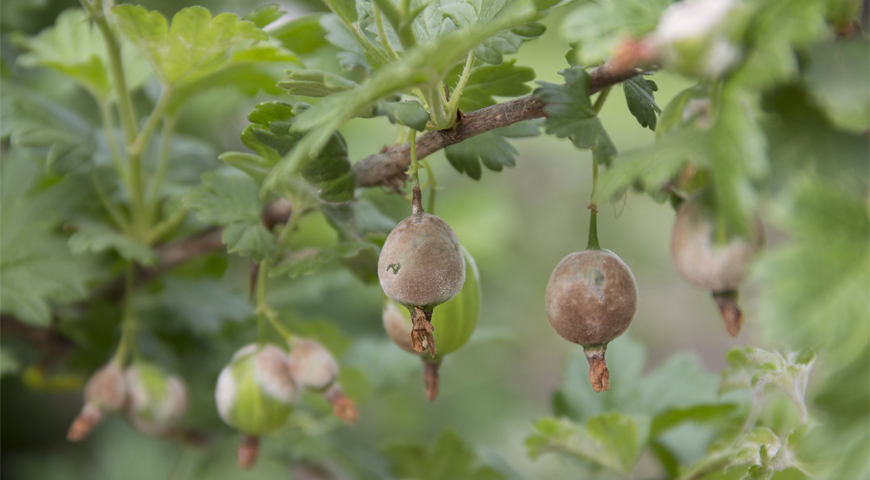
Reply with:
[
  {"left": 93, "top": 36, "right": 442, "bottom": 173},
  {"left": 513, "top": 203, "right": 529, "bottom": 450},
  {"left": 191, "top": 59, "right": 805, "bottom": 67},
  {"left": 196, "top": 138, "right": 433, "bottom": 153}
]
[
  {"left": 382, "top": 429, "right": 507, "bottom": 480},
  {"left": 182, "top": 172, "right": 277, "bottom": 261},
  {"left": 114, "top": 5, "right": 297, "bottom": 92},
  {"left": 803, "top": 39, "right": 870, "bottom": 133},
  {"left": 722, "top": 347, "right": 816, "bottom": 422},
  {"left": 761, "top": 84, "right": 868, "bottom": 192},
  {"left": 374, "top": 100, "right": 430, "bottom": 131},
  {"left": 223, "top": 100, "right": 356, "bottom": 202},
  {"left": 271, "top": 242, "right": 374, "bottom": 278},
  {"left": 13, "top": 8, "right": 151, "bottom": 101},
  {"left": 445, "top": 131, "right": 518, "bottom": 180},
  {"left": 320, "top": 13, "right": 370, "bottom": 72},
  {"left": 595, "top": 128, "right": 708, "bottom": 202},
  {"left": 270, "top": 14, "right": 329, "bottom": 54},
  {"left": 623, "top": 75, "right": 660, "bottom": 131},
  {"left": 448, "top": 59, "right": 535, "bottom": 112},
  {"left": 526, "top": 414, "right": 642, "bottom": 475},
  {"left": 534, "top": 66, "right": 617, "bottom": 164},
  {"left": 754, "top": 177, "right": 869, "bottom": 371},
  {"left": 0, "top": 150, "right": 98, "bottom": 326},
  {"left": 3, "top": 86, "right": 98, "bottom": 175},
  {"left": 562, "top": 0, "right": 671, "bottom": 64},
  {"left": 708, "top": 85, "right": 768, "bottom": 237},
  {"left": 151, "top": 278, "right": 252, "bottom": 333},
  {"left": 549, "top": 336, "right": 729, "bottom": 431},
  {"left": 729, "top": 0, "right": 830, "bottom": 90},
  {"left": 68, "top": 218, "right": 158, "bottom": 266},
  {"left": 242, "top": 4, "right": 284, "bottom": 28},
  {"left": 277, "top": 70, "right": 357, "bottom": 97},
  {"left": 263, "top": 1, "right": 537, "bottom": 193}
]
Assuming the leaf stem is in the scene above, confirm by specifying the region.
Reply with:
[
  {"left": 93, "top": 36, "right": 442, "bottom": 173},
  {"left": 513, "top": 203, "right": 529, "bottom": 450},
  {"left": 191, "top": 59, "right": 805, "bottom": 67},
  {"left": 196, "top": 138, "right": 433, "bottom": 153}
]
[
  {"left": 349, "top": 23, "right": 393, "bottom": 67},
  {"left": 425, "top": 84, "right": 452, "bottom": 129},
  {"left": 255, "top": 259, "right": 292, "bottom": 342},
  {"left": 113, "top": 263, "right": 137, "bottom": 365},
  {"left": 446, "top": 52, "right": 474, "bottom": 116},
  {"left": 593, "top": 86, "right": 612, "bottom": 114},
  {"left": 373, "top": 2, "right": 400, "bottom": 61},
  {"left": 90, "top": 174, "right": 130, "bottom": 233},
  {"left": 587, "top": 156, "right": 600, "bottom": 250},
  {"left": 147, "top": 113, "right": 177, "bottom": 224},
  {"left": 408, "top": 130, "right": 423, "bottom": 214},
  {"left": 98, "top": 100, "right": 128, "bottom": 185},
  {"left": 422, "top": 158, "right": 437, "bottom": 215},
  {"left": 87, "top": 0, "right": 138, "bottom": 144}
]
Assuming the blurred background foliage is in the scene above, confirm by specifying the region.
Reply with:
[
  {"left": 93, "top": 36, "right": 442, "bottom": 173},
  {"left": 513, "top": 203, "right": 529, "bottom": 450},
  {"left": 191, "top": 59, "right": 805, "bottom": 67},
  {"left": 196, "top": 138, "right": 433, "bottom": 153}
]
[{"left": 1, "top": 0, "right": 868, "bottom": 479}]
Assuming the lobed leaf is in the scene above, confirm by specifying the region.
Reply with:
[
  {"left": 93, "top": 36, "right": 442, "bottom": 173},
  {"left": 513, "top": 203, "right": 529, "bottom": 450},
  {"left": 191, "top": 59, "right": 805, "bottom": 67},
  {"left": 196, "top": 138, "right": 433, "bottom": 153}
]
[
  {"left": 623, "top": 75, "right": 660, "bottom": 131},
  {"left": 534, "top": 66, "right": 617, "bottom": 164},
  {"left": 183, "top": 172, "right": 278, "bottom": 261}
]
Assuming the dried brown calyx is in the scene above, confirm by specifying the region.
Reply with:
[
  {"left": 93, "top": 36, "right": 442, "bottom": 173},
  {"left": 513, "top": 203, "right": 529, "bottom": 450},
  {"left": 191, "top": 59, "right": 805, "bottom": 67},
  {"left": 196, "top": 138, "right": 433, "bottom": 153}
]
[
  {"left": 237, "top": 435, "right": 259, "bottom": 469},
  {"left": 411, "top": 307, "right": 436, "bottom": 358}
]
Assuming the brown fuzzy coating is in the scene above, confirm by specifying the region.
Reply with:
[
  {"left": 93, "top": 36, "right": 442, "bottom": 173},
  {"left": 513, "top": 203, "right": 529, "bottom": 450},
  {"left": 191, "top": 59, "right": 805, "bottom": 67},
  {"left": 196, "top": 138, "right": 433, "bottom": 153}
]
[
  {"left": 545, "top": 250, "right": 638, "bottom": 346},
  {"left": 84, "top": 363, "right": 127, "bottom": 412},
  {"left": 670, "top": 200, "right": 764, "bottom": 292},
  {"left": 287, "top": 339, "right": 338, "bottom": 392},
  {"left": 378, "top": 213, "right": 465, "bottom": 309}
]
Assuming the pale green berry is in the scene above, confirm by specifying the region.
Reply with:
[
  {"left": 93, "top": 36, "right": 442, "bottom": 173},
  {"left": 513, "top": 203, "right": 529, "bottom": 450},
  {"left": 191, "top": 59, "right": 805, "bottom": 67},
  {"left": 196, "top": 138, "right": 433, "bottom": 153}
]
[
  {"left": 124, "top": 363, "right": 187, "bottom": 436},
  {"left": 215, "top": 344, "right": 297, "bottom": 436}
]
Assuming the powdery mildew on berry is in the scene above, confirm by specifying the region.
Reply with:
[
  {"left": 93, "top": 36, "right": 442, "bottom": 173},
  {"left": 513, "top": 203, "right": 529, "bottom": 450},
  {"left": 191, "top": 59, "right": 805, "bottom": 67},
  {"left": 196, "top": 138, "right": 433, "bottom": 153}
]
[
  {"left": 378, "top": 213, "right": 465, "bottom": 308},
  {"left": 254, "top": 345, "right": 296, "bottom": 403},
  {"left": 287, "top": 339, "right": 338, "bottom": 391},
  {"left": 545, "top": 249, "right": 638, "bottom": 346},
  {"left": 215, "top": 366, "right": 237, "bottom": 425},
  {"left": 670, "top": 200, "right": 764, "bottom": 292}
]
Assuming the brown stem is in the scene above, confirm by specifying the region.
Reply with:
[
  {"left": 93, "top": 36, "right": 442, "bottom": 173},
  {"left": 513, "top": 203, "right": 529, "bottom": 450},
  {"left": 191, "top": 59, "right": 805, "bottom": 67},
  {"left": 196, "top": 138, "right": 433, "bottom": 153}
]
[
  {"left": 584, "top": 346, "right": 611, "bottom": 393},
  {"left": 422, "top": 359, "right": 441, "bottom": 402},
  {"left": 237, "top": 435, "right": 260, "bottom": 469},
  {"left": 410, "top": 307, "right": 436, "bottom": 358},
  {"left": 324, "top": 384, "right": 359, "bottom": 426},
  {"left": 353, "top": 62, "right": 650, "bottom": 188},
  {"left": 712, "top": 290, "right": 744, "bottom": 337}
]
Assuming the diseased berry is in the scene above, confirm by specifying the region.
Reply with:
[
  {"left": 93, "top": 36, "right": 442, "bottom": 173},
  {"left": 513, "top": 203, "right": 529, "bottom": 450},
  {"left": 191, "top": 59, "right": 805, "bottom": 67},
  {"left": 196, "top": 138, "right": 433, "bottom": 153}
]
[
  {"left": 545, "top": 249, "right": 638, "bottom": 392},
  {"left": 378, "top": 194, "right": 465, "bottom": 357},
  {"left": 215, "top": 343, "right": 297, "bottom": 469},
  {"left": 123, "top": 363, "right": 187, "bottom": 437},
  {"left": 382, "top": 247, "right": 481, "bottom": 401},
  {"left": 67, "top": 362, "right": 127, "bottom": 441},
  {"left": 286, "top": 338, "right": 358, "bottom": 425},
  {"left": 670, "top": 197, "right": 764, "bottom": 336}
]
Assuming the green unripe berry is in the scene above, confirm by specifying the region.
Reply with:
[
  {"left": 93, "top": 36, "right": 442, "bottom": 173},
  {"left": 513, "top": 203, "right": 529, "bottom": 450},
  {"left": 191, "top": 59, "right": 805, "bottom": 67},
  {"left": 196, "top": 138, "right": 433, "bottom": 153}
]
[
  {"left": 215, "top": 344, "right": 297, "bottom": 436},
  {"left": 382, "top": 247, "right": 481, "bottom": 357},
  {"left": 124, "top": 362, "right": 187, "bottom": 436}
]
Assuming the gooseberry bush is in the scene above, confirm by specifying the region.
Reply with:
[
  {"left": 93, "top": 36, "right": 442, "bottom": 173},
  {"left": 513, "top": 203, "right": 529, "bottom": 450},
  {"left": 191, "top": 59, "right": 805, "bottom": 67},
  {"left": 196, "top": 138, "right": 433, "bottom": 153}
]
[{"left": 0, "top": 0, "right": 867, "bottom": 478}]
